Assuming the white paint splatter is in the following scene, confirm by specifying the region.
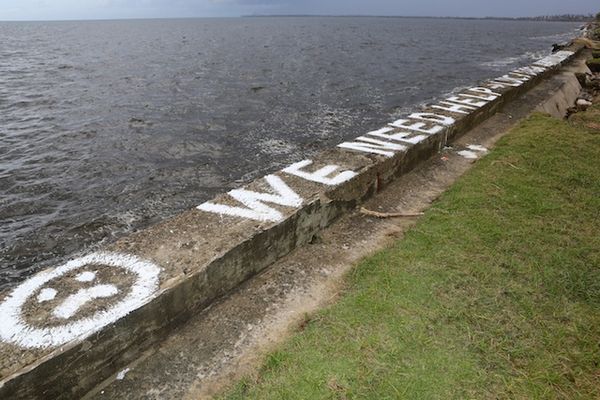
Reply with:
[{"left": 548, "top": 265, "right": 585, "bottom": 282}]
[
  {"left": 487, "top": 80, "right": 514, "bottom": 90},
  {"left": 366, "top": 126, "right": 395, "bottom": 136},
  {"left": 53, "top": 284, "right": 119, "bottom": 320},
  {"left": 338, "top": 106, "right": 460, "bottom": 159},
  {"left": 493, "top": 75, "right": 526, "bottom": 87},
  {"left": 467, "top": 145, "right": 488, "bottom": 153},
  {"left": 197, "top": 175, "right": 302, "bottom": 222},
  {"left": 116, "top": 368, "right": 130, "bottom": 380},
  {"left": 468, "top": 87, "right": 501, "bottom": 98},
  {"left": 37, "top": 288, "right": 57, "bottom": 303},
  {"left": 367, "top": 128, "right": 429, "bottom": 146},
  {"left": 458, "top": 150, "right": 479, "bottom": 159},
  {"left": 338, "top": 135, "right": 407, "bottom": 157},
  {"left": 460, "top": 92, "right": 497, "bottom": 102},
  {"left": 533, "top": 51, "right": 573, "bottom": 68},
  {"left": 0, "top": 252, "right": 161, "bottom": 349},
  {"left": 432, "top": 101, "right": 476, "bottom": 115},
  {"left": 448, "top": 95, "right": 490, "bottom": 108},
  {"left": 389, "top": 118, "right": 444, "bottom": 135},
  {"left": 282, "top": 160, "right": 357, "bottom": 186},
  {"left": 408, "top": 112, "right": 455, "bottom": 126},
  {"left": 75, "top": 271, "right": 96, "bottom": 282},
  {"left": 513, "top": 65, "right": 546, "bottom": 76},
  {"left": 458, "top": 144, "right": 488, "bottom": 160}
]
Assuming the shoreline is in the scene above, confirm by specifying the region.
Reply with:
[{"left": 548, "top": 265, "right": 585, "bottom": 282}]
[{"left": 0, "top": 30, "right": 593, "bottom": 399}]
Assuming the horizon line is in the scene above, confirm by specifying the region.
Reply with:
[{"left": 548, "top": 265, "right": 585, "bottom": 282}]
[{"left": 0, "top": 13, "right": 595, "bottom": 23}]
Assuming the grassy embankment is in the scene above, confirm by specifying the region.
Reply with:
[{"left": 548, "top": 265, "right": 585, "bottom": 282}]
[{"left": 220, "top": 107, "right": 600, "bottom": 399}]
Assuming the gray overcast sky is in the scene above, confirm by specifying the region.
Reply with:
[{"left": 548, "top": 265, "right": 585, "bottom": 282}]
[{"left": 0, "top": 0, "right": 598, "bottom": 21}]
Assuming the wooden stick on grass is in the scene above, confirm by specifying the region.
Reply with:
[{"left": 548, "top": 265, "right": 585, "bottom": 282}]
[{"left": 360, "top": 207, "right": 424, "bottom": 218}]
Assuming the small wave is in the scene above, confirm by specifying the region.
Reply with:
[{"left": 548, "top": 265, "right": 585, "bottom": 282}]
[
  {"left": 480, "top": 56, "right": 521, "bottom": 68},
  {"left": 480, "top": 50, "right": 547, "bottom": 70},
  {"left": 529, "top": 31, "right": 576, "bottom": 42}
]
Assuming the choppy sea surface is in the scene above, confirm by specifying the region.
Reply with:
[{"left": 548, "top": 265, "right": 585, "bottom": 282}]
[{"left": 0, "top": 17, "right": 581, "bottom": 289}]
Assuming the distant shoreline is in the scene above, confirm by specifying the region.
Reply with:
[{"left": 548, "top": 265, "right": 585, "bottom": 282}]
[{"left": 242, "top": 15, "right": 593, "bottom": 23}]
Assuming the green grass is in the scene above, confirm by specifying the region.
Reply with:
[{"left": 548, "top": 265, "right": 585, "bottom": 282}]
[
  {"left": 571, "top": 101, "right": 600, "bottom": 132},
  {"left": 220, "top": 111, "right": 600, "bottom": 400}
]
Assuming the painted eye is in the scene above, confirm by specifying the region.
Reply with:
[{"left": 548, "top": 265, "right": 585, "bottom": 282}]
[{"left": 75, "top": 271, "right": 97, "bottom": 282}]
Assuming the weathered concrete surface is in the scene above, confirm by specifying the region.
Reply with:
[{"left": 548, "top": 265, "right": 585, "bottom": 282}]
[
  {"left": 535, "top": 53, "right": 592, "bottom": 118},
  {"left": 86, "top": 55, "right": 591, "bottom": 399},
  {"left": 0, "top": 46, "right": 585, "bottom": 399}
]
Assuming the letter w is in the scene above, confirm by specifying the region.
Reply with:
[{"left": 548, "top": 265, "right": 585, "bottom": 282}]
[{"left": 197, "top": 175, "right": 302, "bottom": 222}]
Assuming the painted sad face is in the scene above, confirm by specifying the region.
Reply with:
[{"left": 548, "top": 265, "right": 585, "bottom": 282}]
[{"left": 0, "top": 252, "right": 161, "bottom": 349}]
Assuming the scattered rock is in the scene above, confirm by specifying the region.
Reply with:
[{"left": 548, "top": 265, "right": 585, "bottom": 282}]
[
  {"left": 575, "top": 72, "right": 591, "bottom": 87},
  {"left": 590, "top": 75, "right": 600, "bottom": 90},
  {"left": 566, "top": 106, "right": 578, "bottom": 118},
  {"left": 576, "top": 98, "right": 593, "bottom": 111}
]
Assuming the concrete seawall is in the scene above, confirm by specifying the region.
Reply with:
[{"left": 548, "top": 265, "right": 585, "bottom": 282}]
[{"left": 0, "top": 46, "right": 584, "bottom": 399}]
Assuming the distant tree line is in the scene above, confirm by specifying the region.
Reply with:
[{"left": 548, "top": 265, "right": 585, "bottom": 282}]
[
  {"left": 511, "top": 14, "right": 596, "bottom": 22},
  {"left": 245, "top": 13, "right": 600, "bottom": 22}
]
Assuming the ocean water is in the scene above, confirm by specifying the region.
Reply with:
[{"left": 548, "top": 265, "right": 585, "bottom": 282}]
[{"left": 0, "top": 17, "right": 581, "bottom": 289}]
